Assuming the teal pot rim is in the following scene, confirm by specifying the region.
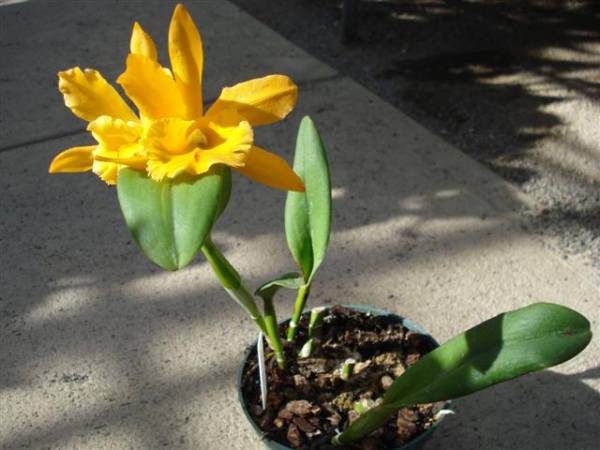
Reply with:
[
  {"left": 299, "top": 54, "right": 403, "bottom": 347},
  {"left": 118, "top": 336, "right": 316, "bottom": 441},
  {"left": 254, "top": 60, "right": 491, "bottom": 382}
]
[{"left": 238, "top": 304, "right": 453, "bottom": 450}]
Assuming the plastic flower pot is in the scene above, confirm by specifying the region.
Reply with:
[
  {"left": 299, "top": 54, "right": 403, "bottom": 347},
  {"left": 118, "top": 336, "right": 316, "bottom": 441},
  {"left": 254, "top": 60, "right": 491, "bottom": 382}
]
[{"left": 238, "top": 304, "right": 451, "bottom": 449}]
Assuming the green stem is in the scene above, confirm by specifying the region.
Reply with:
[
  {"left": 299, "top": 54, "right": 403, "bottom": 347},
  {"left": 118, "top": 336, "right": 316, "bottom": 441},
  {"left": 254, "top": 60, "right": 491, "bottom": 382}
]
[
  {"left": 262, "top": 296, "right": 286, "bottom": 369},
  {"left": 287, "top": 284, "right": 310, "bottom": 341},
  {"left": 340, "top": 359, "right": 355, "bottom": 381},
  {"left": 332, "top": 403, "right": 398, "bottom": 445},
  {"left": 299, "top": 307, "right": 326, "bottom": 357},
  {"left": 201, "top": 237, "right": 267, "bottom": 335},
  {"left": 307, "top": 306, "right": 325, "bottom": 338}
]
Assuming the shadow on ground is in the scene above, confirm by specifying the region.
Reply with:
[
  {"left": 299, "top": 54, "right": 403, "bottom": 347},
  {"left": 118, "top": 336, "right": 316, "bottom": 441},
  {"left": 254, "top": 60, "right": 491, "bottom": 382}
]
[
  {"left": 232, "top": 0, "right": 600, "bottom": 172},
  {"left": 433, "top": 367, "right": 600, "bottom": 450},
  {"left": 231, "top": 0, "right": 600, "bottom": 261}
]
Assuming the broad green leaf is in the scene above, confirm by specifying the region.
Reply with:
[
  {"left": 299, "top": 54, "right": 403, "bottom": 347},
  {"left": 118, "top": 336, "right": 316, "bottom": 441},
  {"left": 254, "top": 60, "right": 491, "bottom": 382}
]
[
  {"left": 384, "top": 302, "right": 591, "bottom": 405},
  {"left": 255, "top": 272, "right": 304, "bottom": 300},
  {"left": 117, "top": 167, "right": 225, "bottom": 271},
  {"left": 216, "top": 166, "right": 232, "bottom": 219},
  {"left": 335, "top": 302, "right": 592, "bottom": 445},
  {"left": 285, "top": 116, "right": 331, "bottom": 281}
]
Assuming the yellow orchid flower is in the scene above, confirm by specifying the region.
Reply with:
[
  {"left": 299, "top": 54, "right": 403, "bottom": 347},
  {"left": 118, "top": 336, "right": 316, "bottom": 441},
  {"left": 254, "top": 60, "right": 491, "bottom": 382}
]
[{"left": 49, "top": 4, "right": 304, "bottom": 192}]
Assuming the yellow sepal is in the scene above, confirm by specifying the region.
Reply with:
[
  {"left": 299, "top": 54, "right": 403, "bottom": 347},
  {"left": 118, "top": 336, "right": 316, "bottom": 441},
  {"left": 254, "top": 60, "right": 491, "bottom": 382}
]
[
  {"left": 235, "top": 146, "right": 304, "bottom": 192},
  {"left": 117, "top": 53, "right": 186, "bottom": 120},
  {"left": 130, "top": 22, "right": 158, "bottom": 61},
  {"left": 49, "top": 145, "right": 95, "bottom": 173},
  {"left": 169, "top": 3, "right": 204, "bottom": 119},
  {"left": 207, "top": 75, "right": 298, "bottom": 126},
  {"left": 58, "top": 68, "right": 137, "bottom": 123}
]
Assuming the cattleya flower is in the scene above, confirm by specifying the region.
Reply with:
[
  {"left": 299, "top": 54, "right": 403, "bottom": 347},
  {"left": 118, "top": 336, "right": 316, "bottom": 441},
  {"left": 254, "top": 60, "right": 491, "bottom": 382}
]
[{"left": 49, "top": 4, "right": 304, "bottom": 192}]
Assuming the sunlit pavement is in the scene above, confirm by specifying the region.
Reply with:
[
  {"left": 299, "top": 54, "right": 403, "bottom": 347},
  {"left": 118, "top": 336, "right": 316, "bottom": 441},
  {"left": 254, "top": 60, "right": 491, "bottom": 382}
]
[{"left": 1, "top": 1, "right": 598, "bottom": 449}]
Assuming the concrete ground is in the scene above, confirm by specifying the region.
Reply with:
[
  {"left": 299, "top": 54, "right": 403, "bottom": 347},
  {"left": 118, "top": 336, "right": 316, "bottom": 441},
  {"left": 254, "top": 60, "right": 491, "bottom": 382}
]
[
  {"left": 231, "top": 0, "right": 600, "bottom": 270},
  {"left": 0, "top": 1, "right": 598, "bottom": 449}
]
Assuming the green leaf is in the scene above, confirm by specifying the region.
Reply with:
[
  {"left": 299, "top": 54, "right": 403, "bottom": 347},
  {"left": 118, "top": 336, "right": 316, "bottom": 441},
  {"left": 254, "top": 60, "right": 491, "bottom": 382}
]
[
  {"left": 285, "top": 116, "right": 331, "bottom": 281},
  {"left": 117, "top": 167, "right": 225, "bottom": 271},
  {"left": 334, "top": 302, "right": 592, "bottom": 445},
  {"left": 384, "top": 302, "right": 591, "bottom": 407},
  {"left": 255, "top": 272, "right": 304, "bottom": 300},
  {"left": 216, "top": 167, "right": 232, "bottom": 219}
]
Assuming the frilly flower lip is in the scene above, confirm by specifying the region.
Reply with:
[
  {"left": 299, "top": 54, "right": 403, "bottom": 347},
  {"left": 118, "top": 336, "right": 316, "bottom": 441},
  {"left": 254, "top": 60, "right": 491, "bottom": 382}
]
[{"left": 49, "top": 3, "right": 304, "bottom": 192}]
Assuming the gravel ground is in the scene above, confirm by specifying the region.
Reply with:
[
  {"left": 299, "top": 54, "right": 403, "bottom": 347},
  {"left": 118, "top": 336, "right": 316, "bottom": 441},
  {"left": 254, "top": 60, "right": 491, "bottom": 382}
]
[{"left": 230, "top": 0, "right": 600, "bottom": 272}]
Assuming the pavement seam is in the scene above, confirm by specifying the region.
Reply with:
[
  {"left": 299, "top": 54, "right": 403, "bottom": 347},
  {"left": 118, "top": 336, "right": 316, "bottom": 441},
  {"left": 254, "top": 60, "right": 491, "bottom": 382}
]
[{"left": 0, "top": 129, "right": 87, "bottom": 153}]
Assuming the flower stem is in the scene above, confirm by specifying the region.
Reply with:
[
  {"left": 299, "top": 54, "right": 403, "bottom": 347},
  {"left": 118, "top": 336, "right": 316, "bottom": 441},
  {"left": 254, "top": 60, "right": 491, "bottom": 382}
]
[
  {"left": 262, "top": 295, "right": 286, "bottom": 369},
  {"left": 287, "top": 284, "right": 310, "bottom": 341},
  {"left": 201, "top": 237, "right": 267, "bottom": 335}
]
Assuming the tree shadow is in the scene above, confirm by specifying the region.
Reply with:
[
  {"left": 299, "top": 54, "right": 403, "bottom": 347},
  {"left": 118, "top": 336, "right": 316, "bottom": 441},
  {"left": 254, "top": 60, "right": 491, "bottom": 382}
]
[
  {"left": 299, "top": 1, "right": 596, "bottom": 166},
  {"left": 231, "top": 0, "right": 600, "bottom": 256}
]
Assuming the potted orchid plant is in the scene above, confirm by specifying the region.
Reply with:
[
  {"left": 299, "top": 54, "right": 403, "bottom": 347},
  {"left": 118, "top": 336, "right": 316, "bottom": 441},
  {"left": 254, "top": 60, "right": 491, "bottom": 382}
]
[{"left": 50, "top": 4, "right": 592, "bottom": 449}]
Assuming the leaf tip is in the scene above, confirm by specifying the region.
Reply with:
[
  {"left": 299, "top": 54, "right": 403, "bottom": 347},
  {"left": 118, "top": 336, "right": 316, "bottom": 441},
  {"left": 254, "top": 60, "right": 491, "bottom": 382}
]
[{"left": 300, "top": 115, "right": 314, "bottom": 127}]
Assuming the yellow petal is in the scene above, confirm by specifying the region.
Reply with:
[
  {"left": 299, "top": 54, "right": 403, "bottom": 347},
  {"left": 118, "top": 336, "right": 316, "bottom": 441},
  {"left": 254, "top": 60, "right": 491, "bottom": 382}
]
[
  {"left": 169, "top": 4, "right": 203, "bottom": 119},
  {"left": 143, "top": 118, "right": 210, "bottom": 181},
  {"left": 94, "top": 143, "right": 148, "bottom": 171},
  {"left": 49, "top": 146, "right": 95, "bottom": 173},
  {"left": 117, "top": 53, "right": 186, "bottom": 120},
  {"left": 130, "top": 22, "right": 158, "bottom": 61},
  {"left": 88, "top": 115, "right": 142, "bottom": 150},
  {"left": 206, "top": 75, "right": 298, "bottom": 126},
  {"left": 92, "top": 160, "right": 118, "bottom": 185},
  {"left": 85, "top": 116, "right": 146, "bottom": 178},
  {"left": 147, "top": 152, "right": 197, "bottom": 181},
  {"left": 234, "top": 146, "right": 304, "bottom": 192},
  {"left": 144, "top": 117, "right": 204, "bottom": 156},
  {"left": 193, "top": 121, "right": 253, "bottom": 173},
  {"left": 58, "top": 68, "right": 138, "bottom": 123},
  {"left": 93, "top": 143, "right": 148, "bottom": 185}
]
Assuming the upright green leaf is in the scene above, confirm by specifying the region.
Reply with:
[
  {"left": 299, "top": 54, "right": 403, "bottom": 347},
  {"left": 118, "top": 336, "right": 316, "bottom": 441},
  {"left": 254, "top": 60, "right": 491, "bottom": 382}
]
[
  {"left": 334, "top": 302, "right": 592, "bottom": 445},
  {"left": 117, "top": 167, "right": 225, "bottom": 271},
  {"left": 285, "top": 116, "right": 331, "bottom": 281}
]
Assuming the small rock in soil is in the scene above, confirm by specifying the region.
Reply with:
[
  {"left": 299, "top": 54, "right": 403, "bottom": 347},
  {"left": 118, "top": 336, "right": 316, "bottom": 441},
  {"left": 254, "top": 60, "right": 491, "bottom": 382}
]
[
  {"left": 293, "top": 374, "right": 308, "bottom": 387},
  {"left": 297, "top": 357, "right": 331, "bottom": 375},
  {"left": 353, "top": 360, "right": 371, "bottom": 374},
  {"left": 396, "top": 417, "right": 418, "bottom": 441},
  {"left": 405, "top": 352, "right": 420, "bottom": 366},
  {"left": 315, "top": 373, "right": 334, "bottom": 390},
  {"left": 323, "top": 403, "right": 342, "bottom": 426},
  {"left": 277, "top": 408, "right": 294, "bottom": 420},
  {"left": 396, "top": 408, "right": 419, "bottom": 441},
  {"left": 392, "top": 364, "right": 405, "bottom": 377},
  {"left": 348, "top": 409, "right": 361, "bottom": 424},
  {"left": 284, "top": 400, "right": 314, "bottom": 416},
  {"left": 293, "top": 416, "right": 316, "bottom": 434},
  {"left": 332, "top": 391, "right": 355, "bottom": 411},
  {"left": 381, "top": 375, "right": 394, "bottom": 390},
  {"left": 287, "top": 422, "right": 302, "bottom": 448},
  {"left": 373, "top": 352, "right": 402, "bottom": 366}
]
